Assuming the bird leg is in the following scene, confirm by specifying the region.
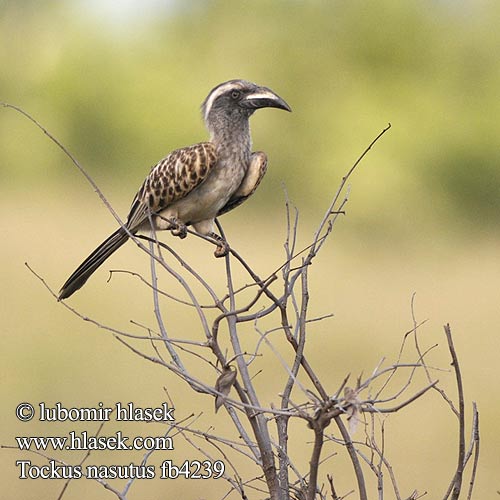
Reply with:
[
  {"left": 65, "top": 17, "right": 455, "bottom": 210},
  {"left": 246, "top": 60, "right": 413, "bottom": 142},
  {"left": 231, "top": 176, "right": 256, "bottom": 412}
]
[
  {"left": 208, "top": 232, "right": 229, "bottom": 257},
  {"left": 155, "top": 215, "right": 188, "bottom": 239}
]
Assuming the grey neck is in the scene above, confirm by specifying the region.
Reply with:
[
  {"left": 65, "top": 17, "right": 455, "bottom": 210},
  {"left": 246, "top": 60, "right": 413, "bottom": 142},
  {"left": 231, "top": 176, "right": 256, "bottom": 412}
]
[{"left": 207, "top": 114, "right": 252, "bottom": 165}]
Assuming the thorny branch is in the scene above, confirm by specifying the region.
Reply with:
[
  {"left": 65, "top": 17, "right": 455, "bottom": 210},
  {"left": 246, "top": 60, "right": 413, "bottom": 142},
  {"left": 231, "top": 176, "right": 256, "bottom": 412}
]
[{"left": 3, "top": 102, "right": 480, "bottom": 500}]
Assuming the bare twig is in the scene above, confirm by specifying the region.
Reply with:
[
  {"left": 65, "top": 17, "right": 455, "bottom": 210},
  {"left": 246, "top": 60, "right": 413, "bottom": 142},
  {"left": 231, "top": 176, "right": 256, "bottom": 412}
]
[
  {"left": 442, "top": 324, "right": 465, "bottom": 500},
  {"left": 334, "top": 415, "right": 368, "bottom": 500},
  {"left": 466, "top": 403, "right": 480, "bottom": 500},
  {"left": 1, "top": 102, "right": 124, "bottom": 227}
]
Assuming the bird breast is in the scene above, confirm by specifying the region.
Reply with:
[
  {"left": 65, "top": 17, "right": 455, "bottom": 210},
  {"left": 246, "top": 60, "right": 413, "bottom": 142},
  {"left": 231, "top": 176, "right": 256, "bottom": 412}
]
[{"left": 159, "top": 156, "right": 248, "bottom": 228}]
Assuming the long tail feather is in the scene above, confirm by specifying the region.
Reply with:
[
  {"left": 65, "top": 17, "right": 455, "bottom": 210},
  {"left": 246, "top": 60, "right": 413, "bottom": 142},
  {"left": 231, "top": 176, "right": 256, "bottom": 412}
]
[{"left": 58, "top": 228, "right": 129, "bottom": 300}]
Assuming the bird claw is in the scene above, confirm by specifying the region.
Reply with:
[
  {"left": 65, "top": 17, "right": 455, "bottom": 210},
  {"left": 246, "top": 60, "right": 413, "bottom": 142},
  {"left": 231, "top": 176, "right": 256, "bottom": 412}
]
[
  {"left": 207, "top": 231, "right": 229, "bottom": 257},
  {"left": 168, "top": 218, "right": 187, "bottom": 239},
  {"left": 172, "top": 226, "right": 187, "bottom": 239},
  {"left": 214, "top": 240, "right": 229, "bottom": 258}
]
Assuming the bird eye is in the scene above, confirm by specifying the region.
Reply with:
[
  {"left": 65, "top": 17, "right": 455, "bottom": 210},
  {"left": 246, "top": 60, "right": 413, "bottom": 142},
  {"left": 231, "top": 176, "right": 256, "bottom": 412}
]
[{"left": 231, "top": 90, "right": 241, "bottom": 99}]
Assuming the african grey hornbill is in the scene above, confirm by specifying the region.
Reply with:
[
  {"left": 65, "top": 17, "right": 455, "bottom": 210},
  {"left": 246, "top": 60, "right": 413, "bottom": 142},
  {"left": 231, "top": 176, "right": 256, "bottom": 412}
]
[{"left": 58, "top": 79, "right": 291, "bottom": 300}]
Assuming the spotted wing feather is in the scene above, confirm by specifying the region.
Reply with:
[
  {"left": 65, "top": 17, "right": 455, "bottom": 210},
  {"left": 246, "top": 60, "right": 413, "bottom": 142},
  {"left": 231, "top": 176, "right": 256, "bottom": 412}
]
[
  {"left": 126, "top": 142, "right": 217, "bottom": 230},
  {"left": 58, "top": 142, "right": 216, "bottom": 299}
]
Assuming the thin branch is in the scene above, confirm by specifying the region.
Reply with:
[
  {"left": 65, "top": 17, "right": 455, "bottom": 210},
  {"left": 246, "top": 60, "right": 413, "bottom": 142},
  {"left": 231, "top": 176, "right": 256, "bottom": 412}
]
[
  {"left": 149, "top": 235, "right": 185, "bottom": 370},
  {"left": 410, "top": 297, "right": 458, "bottom": 417},
  {"left": 25, "top": 262, "right": 147, "bottom": 340},
  {"left": 367, "top": 380, "right": 439, "bottom": 413},
  {"left": 56, "top": 417, "right": 111, "bottom": 500},
  {"left": 1, "top": 102, "right": 124, "bottom": 227},
  {"left": 442, "top": 324, "right": 465, "bottom": 500},
  {"left": 222, "top": 245, "right": 280, "bottom": 500},
  {"left": 466, "top": 403, "right": 480, "bottom": 500},
  {"left": 309, "top": 123, "right": 391, "bottom": 256},
  {"left": 307, "top": 425, "right": 325, "bottom": 500},
  {"left": 108, "top": 269, "right": 217, "bottom": 308},
  {"left": 334, "top": 415, "right": 368, "bottom": 500}
]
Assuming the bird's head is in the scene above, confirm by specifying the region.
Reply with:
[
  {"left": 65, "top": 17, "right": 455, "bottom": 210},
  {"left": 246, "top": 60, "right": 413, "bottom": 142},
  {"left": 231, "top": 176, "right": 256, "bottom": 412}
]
[{"left": 201, "top": 79, "right": 291, "bottom": 136}]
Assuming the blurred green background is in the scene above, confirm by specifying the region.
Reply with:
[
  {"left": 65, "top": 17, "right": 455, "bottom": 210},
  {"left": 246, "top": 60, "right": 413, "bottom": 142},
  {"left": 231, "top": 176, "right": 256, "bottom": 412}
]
[{"left": 1, "top": 0, "right": 499, "bottom": 498}]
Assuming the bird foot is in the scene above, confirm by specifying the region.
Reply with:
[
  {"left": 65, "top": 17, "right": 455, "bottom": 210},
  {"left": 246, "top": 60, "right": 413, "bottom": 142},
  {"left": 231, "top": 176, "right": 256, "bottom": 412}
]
[
  {"left": 214, "top": 242, "right": 229, "bottom": 258},
  {"left": 168, "top": 218, "right": 187, "bottom": 239},
  {"left": 208, "top": 232, "right": 229, "bottom": 257}
]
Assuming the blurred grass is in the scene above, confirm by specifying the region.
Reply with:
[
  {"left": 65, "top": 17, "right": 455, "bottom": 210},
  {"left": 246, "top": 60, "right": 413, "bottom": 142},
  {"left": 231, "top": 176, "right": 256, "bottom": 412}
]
[{"left": 2, "top": 0, "right": 500, "bottom": 498}]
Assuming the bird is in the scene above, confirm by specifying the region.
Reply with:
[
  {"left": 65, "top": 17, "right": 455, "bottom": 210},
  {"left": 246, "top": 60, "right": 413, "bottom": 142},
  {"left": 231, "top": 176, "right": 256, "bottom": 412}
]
[
  {"left": 214, "top": 365, "right": 238, "bottom": 412},
  {"left": 58, "top": 79, "right": 291, "bottom": 300}
]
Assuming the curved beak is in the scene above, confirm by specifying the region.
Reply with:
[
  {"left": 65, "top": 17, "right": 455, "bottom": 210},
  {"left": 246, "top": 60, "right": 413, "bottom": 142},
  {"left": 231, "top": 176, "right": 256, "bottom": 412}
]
[{"left": 241, "top": 86, "right": 292, "bottom": 112}]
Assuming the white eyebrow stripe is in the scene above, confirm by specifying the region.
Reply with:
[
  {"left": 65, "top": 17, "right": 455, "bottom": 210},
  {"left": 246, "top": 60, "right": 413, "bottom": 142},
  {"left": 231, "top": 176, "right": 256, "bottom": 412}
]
[
  {"left": 243, "top": 91, "right": 274, "bottom": 101},
  {"left": 203, "top": 82, "right": 239, "bottom": 122}
]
